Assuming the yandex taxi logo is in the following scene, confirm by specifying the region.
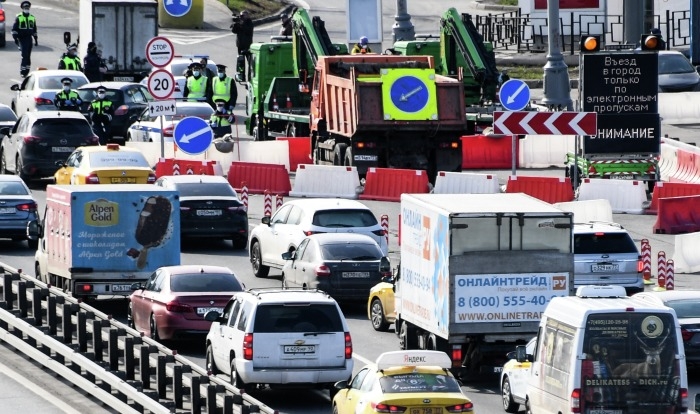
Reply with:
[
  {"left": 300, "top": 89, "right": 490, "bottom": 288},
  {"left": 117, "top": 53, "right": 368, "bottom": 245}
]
[{"left": 84, "top": 199, "right": 119, "bottom": 227}]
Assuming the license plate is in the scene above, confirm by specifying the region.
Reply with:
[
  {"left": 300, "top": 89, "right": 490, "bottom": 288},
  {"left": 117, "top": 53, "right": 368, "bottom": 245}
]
[
  {"left": 409, "top": 409, "right": 443, "bottom": 414},
  {"left": 354, "top": 155, "right": 378, "bottom": 161},
  {"left": 342, "top": 272, "right": 370, "bottom": 278},
  {"left": 110, "top": 177, "right": 136, "bottom": 184},
  {"left": 197, "top": 307, "right": 223, "bottom": 315},
  {"left": 493, "top": 366, "right": 503, "bottom": 373},
  {"left": 111, "top": 284, "right": 132, "bottom": 292},
  {"left": 0, "top": 207, "right": 14, "bottom": 214},
  {"left": 113, "top": 76, "right": 134, "bottom": 82},
  {"left": 196, "top": 209, "right": 222, "bottom": 216},
  {"left": 591, "top": 264, "right": 619, "bottom": 272},
  {"left": 52, "top": 147, "right": 74, "bottom": 152},
  {"left": 609, "top": 175, "right": 635, "bottom": 180},
  {"left": 284, "top": 345, "right": 315, "bottom": 354},
  {"left": 590, "top": 410, "right": 622, "bottom": 414}
]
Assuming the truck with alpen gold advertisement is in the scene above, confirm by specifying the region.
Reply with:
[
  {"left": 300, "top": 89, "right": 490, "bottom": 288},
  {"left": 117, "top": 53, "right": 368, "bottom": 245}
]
[{"left": 29, "top": 185, "right": 180, "bottom": 300}]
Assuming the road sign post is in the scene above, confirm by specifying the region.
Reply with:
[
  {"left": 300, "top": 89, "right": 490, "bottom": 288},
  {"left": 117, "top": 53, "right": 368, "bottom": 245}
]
[
  {"left": 146, "top": 37, "right": 175, "bottom": 68},
  {"left": 499, "top": 79, "right": 531, "bottom": 111},
  {"left": 146, "top": 36, "right": 176, "bottom": 159},
  {"left": 173, "top": 117, "right": 213, "bottom": 155}
]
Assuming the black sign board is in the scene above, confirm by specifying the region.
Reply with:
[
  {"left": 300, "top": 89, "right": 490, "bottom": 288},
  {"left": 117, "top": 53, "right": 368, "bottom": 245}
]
[
  {"left": 584, "top": 113, "right": 661, "bottom": 155},
  {"left": 582, "top": 52, "right": 659, "bottom": 114}
]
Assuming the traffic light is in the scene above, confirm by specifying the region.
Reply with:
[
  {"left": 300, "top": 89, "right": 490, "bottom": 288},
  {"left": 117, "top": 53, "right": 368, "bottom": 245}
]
[
  {"left": 579, "top": 35, "right": 600, "bottom": 53},
  {"left": 640, "top": 34, "right": 664, "bottom": 51}
]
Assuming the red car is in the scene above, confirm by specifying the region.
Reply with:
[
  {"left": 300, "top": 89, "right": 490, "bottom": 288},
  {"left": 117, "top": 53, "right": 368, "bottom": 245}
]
[{"left": 128, "top": 265, "right": 244, "bottom": 341}]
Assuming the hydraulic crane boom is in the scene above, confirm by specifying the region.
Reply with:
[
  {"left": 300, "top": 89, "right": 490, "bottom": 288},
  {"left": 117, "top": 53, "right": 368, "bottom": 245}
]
[{"left": 291, "top": 8, "right": 346, "bottom": 75}]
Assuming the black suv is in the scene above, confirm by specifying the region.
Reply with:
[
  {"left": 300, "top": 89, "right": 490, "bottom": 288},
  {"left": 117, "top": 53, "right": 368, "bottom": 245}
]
[{"left": 0, "top": 111, "right": 99, "bottom": 182}]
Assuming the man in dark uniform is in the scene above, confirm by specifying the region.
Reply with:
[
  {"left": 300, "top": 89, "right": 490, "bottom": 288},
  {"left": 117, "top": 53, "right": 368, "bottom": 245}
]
[
  {"left": 279, "top": 13, "right": 292, "bottom": 37},
  {"left": 83, "top": 42, "right": 104, "bottom": 82},
  {"left": 210, "top": 99, "right": 235, "bottom": 138},
  {"left": 88, "top": 86, "right": 114, "bottom": 145},
  {"left": 58, "top": 44, "right": 83, "bottom": 71},
  {"left": 232, "top": 10, "right": 254, "bottom": 82},
  {"left": 211, "top": 64, "right": 237, "bottom": 111},
  {"left": 53, "top": 77, "right": 83, "bottom": 111},
  {"left": 12, "top": 1, "right": 38, "bottom": 77}
]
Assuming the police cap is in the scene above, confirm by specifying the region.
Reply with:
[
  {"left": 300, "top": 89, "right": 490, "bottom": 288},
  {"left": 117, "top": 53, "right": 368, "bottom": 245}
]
[
  {"left": 67, "top": 43, "right": 78, "bottom": 51},
  {"left": 188, "top": 62, "right": 203, "bottom": 69},
  {"left": 61, "top": 77, "right": 73, "bottom": 85},
  {"left": 21, "top": 1, "right": 31, "bottom": 8},
  {"left": 96, "top": 86, "right": 107, "bottom": 93},
  {"left": 215, "top": 99, "right": 227, "bottom": 104},
  {"left": 216, "top": 64, "right": 227, "bottom": 71}
]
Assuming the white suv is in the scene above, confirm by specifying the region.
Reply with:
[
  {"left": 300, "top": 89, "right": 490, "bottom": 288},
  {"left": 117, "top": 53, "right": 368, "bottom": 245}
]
[
  {"left": 204, "top": 288, "right": 353, "bottom": 393},
  {"left": 573, "top": 221, "right": 643, "bottom": 294},
  {"left": 249, "top": 198, "right": 389, "bottom": 278}
]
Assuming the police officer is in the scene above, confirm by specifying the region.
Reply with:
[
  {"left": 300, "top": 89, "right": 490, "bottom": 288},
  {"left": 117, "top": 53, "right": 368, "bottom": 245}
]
[
  {"left": 211, "top": 64, "right": 237, "bottom": 111},
  {"left": 183, "top": 62, "right": 210, "bottom": 102},
  {"left": 54, "top": 77, "right": 83, "bottom": 111},
  {"left": 12, "top": 1, "right": 38, "bottom": 77},
  {"left": 88, "top": 86, "right": 114, "bottom": 145},
  {"left": 58, "top": 44, "right": 83, "bottom": 71},
  {"left": 210, "top": 99, "right": 235, "bottom": 138},
  {"left": 83, "top": 42, "right": 104, "bottom": 82}
]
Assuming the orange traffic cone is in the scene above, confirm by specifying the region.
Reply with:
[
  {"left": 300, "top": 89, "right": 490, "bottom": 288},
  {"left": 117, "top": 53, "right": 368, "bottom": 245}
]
[
  {"left": 286, "top": 94, "right": 293, "bottom": 109},
  {"left": 272, "top": 94, "right": 279, "bottom": 111}
]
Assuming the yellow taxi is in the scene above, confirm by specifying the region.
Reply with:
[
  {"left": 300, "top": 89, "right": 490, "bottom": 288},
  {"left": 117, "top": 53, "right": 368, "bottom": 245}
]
[
  {"left": 499, "top": 337, "right": 535, "bottom": 413},
  {"left": 368, "top": 276, "right": 397, "bottom": 332},
  {"left": 54, "top": 144, "right": 155, "bottom": 185},
  {"left": 332, "top": 350, "right": 475, "bottom": 414}
]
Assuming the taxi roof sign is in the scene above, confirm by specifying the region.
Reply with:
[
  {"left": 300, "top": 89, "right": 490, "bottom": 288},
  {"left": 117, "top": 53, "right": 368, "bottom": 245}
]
[
  {"left": 575, "top": 285, "right": 627, "bottom": 298},
  {"left": 376, "top": 350, "right": 452, "bottom": 370}
]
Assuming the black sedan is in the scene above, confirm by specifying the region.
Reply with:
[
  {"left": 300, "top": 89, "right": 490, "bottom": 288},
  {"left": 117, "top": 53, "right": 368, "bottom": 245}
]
[
  {"left": 0, "top": 104, "right": 18, "bottom": 131},
  {"left": 77, "top": 82, "right": 153, "bottom": 144},
  {"left": 0, "top": 175, "right": 39, "bottom": 248}
]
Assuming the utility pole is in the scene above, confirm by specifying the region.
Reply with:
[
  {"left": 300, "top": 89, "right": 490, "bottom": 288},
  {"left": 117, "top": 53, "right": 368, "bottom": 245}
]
[
  {"left": 692, "top": 0, "right": 700, "bottom": 65},
  {"left": 392, "top": 0, "right": 415, "bottom": 42},
  {"left": 623, "top": 0, "right": 644, "bottom": 45},
  {"left": 541, "top": 0, "right": 573, "bottom": 110}
]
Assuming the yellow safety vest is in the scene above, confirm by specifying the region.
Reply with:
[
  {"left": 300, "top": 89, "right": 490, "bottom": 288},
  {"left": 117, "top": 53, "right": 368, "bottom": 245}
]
[
  {"left": 17, "top": 14, "right": 36, "bottom": 30},
  {"left": 210, "top": 113, "right": 232, "bottom": 128},
  {"left": 212, "top": 77, "right": 232, "bottom": 103},
  {"left": 91, "top": 99, "right": 112, "bottom": 115},
  {"left": 186, "top": 76, "right": 207, "bottom": 99},
  {"left": 56, "top": 90, "right": 79, "bottom": 101},
  {"left": 61, "top": 56, "right": 81, "bottom": 71}
]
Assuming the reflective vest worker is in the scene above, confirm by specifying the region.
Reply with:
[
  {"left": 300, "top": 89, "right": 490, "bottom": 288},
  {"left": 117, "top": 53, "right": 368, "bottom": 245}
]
[
  {"left": 184, "top": 63, "right": 210, "bottom": 102},
  {"left": 351, "top": 36, "right": 372, "bottom": 55},
  {"left": 88, "top": 86, "right": 114, "bottom": 144},
  {"left": 210, "top": 99, "right": 235, "bottom": 137},
  {"left": 54, "top": 77, "right": 83, "bottom": 111},
  {"left": 58, "top": 44, "right": 83, "bottom": 72},
  {"left": 12, "top": 1, "right": 38, "bottom": 78},
  {"left": 211, "top": 64, "right": 237, "bottom": 110}
]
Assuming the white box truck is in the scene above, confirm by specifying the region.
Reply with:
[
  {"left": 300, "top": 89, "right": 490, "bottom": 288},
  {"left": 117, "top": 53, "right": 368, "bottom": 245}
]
[
  {"left": 395, "top": 193, "right": 575, "bottom": 377},
  {"left": 76, "top": 0, "right": 158, "bottom": 82},
  {"left": 29, "top": 185, "right": 180, "bottom": 300}
]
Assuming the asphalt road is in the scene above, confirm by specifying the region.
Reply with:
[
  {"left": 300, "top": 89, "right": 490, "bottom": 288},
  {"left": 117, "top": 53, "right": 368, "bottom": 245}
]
[{"left": 3, "top": 0, "right": 700, "bottom": 413}]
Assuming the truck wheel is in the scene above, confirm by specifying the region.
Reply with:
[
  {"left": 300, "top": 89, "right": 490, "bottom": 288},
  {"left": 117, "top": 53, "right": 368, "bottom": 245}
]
[
  {"left": 333, "top": 144, "right": 347, "bottom": 167},
  {"left": 27, "top": 238, "right": 38, "bottom": 250},
  {"left": 399, "top": 321, "right": 418, "bottom": 350},
  {"left": 230, "top": 358, "right": 248, "bottom": 390},
  {"left": 285, "top": 123, "right": 297, "bottom": 137},
  {"left": 502, "top": 377, "right": 520, "bottom": 413},
  {"left": 127, "top": 302, "right": 135, "bottom": 329},
  {"left": 370, "top": 298, "right": 390, "bottom": 331},
  {"left": 206, "top": 344, "right": 219, "bottom": 375},
  {"left": 251, "top": 241, "right": 270, "bottom": 278},
  {"left": 344, "top": 147, "right": 353, "bottom": 167}
]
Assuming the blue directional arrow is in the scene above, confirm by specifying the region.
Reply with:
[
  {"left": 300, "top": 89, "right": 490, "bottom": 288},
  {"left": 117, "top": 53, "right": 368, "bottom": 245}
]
[
  {"left": 163, "top": 0, "right": 192, "bottom": 17},
  {"left": 499, "top": 79, "right": 531, "bottom": 111},
  {"left": 174, "top": 117, "right": 213, "bottom": 155}
]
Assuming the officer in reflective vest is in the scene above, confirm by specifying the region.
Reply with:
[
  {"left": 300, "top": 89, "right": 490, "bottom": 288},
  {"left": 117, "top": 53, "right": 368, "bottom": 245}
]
[
  {"left": 88, "top": 86, "right": 114, "bottom": 145},
  {"left": 53, "top": 77, "right": 83, "bottom": 111},
  {"left": 210, "top": 99, "right": 235, "bottom": 137},
  {"left": 183, "top": 62, "right": 210, "bottom": 102},
  {"left": 58, "top": 44, "right": 83, "bottom": 72},
  {"left": 12, "top": 1, "right": 38, "bottom": 77},
  {"left": 211, "top": 64, "right": 237, "bottom": 111}
]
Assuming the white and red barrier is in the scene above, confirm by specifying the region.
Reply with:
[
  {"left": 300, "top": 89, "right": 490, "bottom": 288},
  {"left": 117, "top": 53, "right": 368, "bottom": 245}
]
[
  {"left": 672, "top": 232, "right": 700, "bottom": 274},
  {"left": 381, "top": 215, "right": 389, "bottom": 247},
  {"left": 666, "top": 260, "right": 675, "bottom": 290},
  {"left": 553, "top": 199, "right": 613, "bottom": 224},
  {"left": 577, "top": 179, "right": 647, "bottom": 214},
  {"left": 290, "top": 164, "right": 360, "bottom": 199},
  {"left": 654, "top": 251, "right": 667, "bottom": 291},
  {"left": 433, "top": 172, "right": 500, "bottom": 194},
  {"left": 241, "top": 184, "right": 249, "bottom": 212},
  {"left": 264, "top": 191, "right": 272, "bottom": 217}
]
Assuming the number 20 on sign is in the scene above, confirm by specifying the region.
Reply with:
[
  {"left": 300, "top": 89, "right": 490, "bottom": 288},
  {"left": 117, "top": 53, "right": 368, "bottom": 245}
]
[{"left": 147, "top": 69, "right": 176, "bottom": 100}]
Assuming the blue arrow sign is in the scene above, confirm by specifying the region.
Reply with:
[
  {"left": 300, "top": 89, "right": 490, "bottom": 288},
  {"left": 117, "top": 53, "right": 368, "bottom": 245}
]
[
  {"left": 174, "top": 117, "right": 213, "bottom": 155},
  {"left": 499, "top": 79, "right": 531, "bottom": 111},
  {"left": 163, "top": 0, "right": 192, "bottom": 18}
]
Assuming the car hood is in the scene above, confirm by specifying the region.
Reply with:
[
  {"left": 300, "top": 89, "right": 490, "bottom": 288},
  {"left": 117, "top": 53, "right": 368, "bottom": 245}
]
[{"left": 659, "top": 72, "right": 700, "bottom": 90}]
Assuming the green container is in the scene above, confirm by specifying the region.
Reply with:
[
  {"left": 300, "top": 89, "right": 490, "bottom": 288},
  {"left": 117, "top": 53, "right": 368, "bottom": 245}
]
[{"left": 158, "top": 0, "right": 204, "bottom": 29}]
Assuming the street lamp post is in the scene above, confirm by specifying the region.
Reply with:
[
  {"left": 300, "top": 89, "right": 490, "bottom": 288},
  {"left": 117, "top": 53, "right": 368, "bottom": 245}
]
[
  {"left": 392, "top": 0, "right": 415, "bottom": 42},
  {"left": 541, "top": 0, "right": 573, "bottom": 110}
]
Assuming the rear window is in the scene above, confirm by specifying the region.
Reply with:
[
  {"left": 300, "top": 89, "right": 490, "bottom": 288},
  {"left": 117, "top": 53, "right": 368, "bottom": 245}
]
[
  {"left": 665, "top": 299, "right": 700, "bottom": 318},
  {"left": 253, "top": 303, "right": 344, "bottom": 333},
  {"left": 379, "top": 373, "right": 462, "bottom": 393},
  {"left": 321, "top": 242, "right": 382, "bottom": 260},
  {"left": 574, "top": 232, "right": 638, "bottom": 254},
  {"left": 0, "top": 107, "right": 17, "bottom": 123},
  {"left": 32, "top": 119, "right": 92, "bottom": 138},
  {"left": 175, "top": 182, "right": 237, "bottom": 198},
  {"left": 169, "top": 273, "right": 243, "bottom": 292},
  {"left": 77, "top": 89, "right": 124, "bottom": 106},
  {"left": 89, "top": 151, "right": 149, "bottom": 168},
  {"left": 39, "top": 76, "right": 88, "bottom": 90},
  {"left": 312, "top": 209, "right": 378, "bottom": 227},
  {"left": 0, "top": 182, "right": 29, "bottom": 196}
]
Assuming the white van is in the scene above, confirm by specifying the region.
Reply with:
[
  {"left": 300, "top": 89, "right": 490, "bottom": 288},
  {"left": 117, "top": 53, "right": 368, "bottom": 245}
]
[{"left": 517, "top": 285, "right": 688, "bottom": 414}]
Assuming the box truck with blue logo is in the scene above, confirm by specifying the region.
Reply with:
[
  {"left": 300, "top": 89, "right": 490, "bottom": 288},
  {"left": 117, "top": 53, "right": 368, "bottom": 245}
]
[{"left": 395, "top": 193, "right": 575, "bottom": 378}]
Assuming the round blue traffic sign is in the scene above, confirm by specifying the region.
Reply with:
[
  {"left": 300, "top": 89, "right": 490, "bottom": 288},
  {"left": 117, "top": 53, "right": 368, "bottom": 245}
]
[
  {"left": 499, "top": 79, "right": 531, "bottom": 111},
  {"left": 174, "top": 117, "right": 213, "bottom": 155},
  {"left": 163, "top": 0, "right": 192, "bottom": 18}
]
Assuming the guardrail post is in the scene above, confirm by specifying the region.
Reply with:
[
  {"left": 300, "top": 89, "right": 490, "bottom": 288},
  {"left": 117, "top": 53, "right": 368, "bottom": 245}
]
[
  {"left": 206, "top": 384, "right": 217, "bottom": 414},
  {"left": 249, "top": 404, "right": 260, "bottom": 413},
  {"left": 32, "top": 288, "right": 42, "bottom": 326},
  {"left": 173, "top": 365, "right": 183, "bottom": 408},
  {"left": 3, "top": 273, "right": 14, "bottom": 308},
  {"left": 223, "top": 395, "right": 233, "bottom": 414},
  {"left": 17, "top": 281, "right": 27, "bottom": 318},
  {"left": 157, "top": 355, "right": 168, "bottom": 398},
  {"left": 92, "top": 320, "right": 103, "bottom": 361},
  {"left": 47, "top": 296, "right": 57, "bottom": 335},
  {"left": 191, "top": 376, "right": 202, "bottom": 414},
  {"left": 140, "top": 345, "right": 151, "bottom": 389},
  {"left": 61, "top": 303, "right": 72, "bottom": 344},
  {"left": 109, "top": 328, "right": 119, "bottom": 371},
  {"left": 124, "top": 337, "right": 135, "bottom": 380},
  {"left": 77, "top": 312, "right": 88, "bottom": 352}
]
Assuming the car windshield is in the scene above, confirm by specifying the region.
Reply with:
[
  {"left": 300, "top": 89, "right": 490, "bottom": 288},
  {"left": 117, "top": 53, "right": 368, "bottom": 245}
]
[
  {"left": 379, "top": 372, "right": 462, "bottom": 393},
  {"left": 170, "top": 273, "right": 243, "bottom": 292},
  {"left": 574, "top": 232, "right": 638, "bottom": 254},
  {"left": 665, "top": 299, "right": 700, "bottom": 318},
  {"left": 0, "top": 107, "right": 18, "bottom": 123},
  {"left": 77, "top": 89, "right": 123, "bottom": 105},
  {"left": 659, "top": 54, "right": 696, "bottom": 75},
  {"left": 175, "top": 182, "right": 238, "bottom": 198},
  {"left": 253, "top": 304, "right": 344, "bottom": 333},
  {"left": 38, "top": 76, "right": 88, "bottom": 90},
  {"left": 321, "top": 242, "right": 382, "bottom": 260},
  {"left": 0, "top": 182, "right": 29, "bottom": 196},
  {"left": 88, "top": 151, "right": 150, "bottom": 168},
  {"left": 312, "top": 209, "right": 379, "bottom": 227},
  {"left": 31, "top": 119, "right": 92, "bottom": 137},
  {"left": 166, "top": 105, "right": 214, "bottom": 121}
]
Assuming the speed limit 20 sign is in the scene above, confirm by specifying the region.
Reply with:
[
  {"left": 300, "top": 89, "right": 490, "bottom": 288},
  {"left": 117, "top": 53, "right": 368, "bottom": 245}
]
[{"left": 148, "top": 69, "right": 176, "bottom": 100}]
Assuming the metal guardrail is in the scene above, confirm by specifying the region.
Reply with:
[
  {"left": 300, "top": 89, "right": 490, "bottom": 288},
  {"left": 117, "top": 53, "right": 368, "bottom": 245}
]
[{"left": 0, "top": 263, "right": 277, "bottom": 414}]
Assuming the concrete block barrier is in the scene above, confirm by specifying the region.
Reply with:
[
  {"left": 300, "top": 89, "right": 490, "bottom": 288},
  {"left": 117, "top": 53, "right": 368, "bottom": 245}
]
[
  {"left": 647, "top": 181, "right": 700, "bottom": 214},
  {"left": 553, "top": 199, "right": 614, "bottom": 224},
  {"left": 276, "top": 137, "right": 311, "bottom": 172},
  {"left": 433, "top": 172, "right": 500, "bottom": 194},
  {"left": 505, "top": 175, "right": 574, "bottom": 204},
  {"left": 461, "top": 134, "right": 517, "bottom": 169},
  {"left": 653, "top": 195, "right": 700, "bottom": 234},
  {"left": 360, "top": 168, "right": 429, "bottom": 202},
  {"left": 518, "top": 134, "right": 576, "bottom": 168},
  {"left": 227, "top": 162, "right": 291, "bottom": 195},
  {"left": 672, "top": 232, "right": 700, "bottom": 273},
  {"left": 289, "top": 164, "right": 360, "bottom": 199},
  {"left": 577, "top": 178, "right": 647, "bottom": 214},
  {"left": 658, "top": 143, "right": 679, "bottom": 182}
]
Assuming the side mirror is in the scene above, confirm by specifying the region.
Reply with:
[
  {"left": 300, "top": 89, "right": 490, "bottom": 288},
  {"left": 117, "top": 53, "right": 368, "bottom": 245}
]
[
  {"left": 281, "top": 251, "right": 294, "bottom": 261},
  {"left": 694, "top": 393, "right": 700, "bottom": 411},
  {"left": 379, "top": 256, "right": 391, "bottom": 277},
  {"left": 130, "top": 282, "right": 144, "bottom": 291},
  {"left": 333, "top": 380, "right": 349, "bottom": 390},
  {"left": 261, "top": 216, "right": 271, "bottom": 225},
  {"left": 0, "top": 127, "right": 9, "bottom": 136},
  {"left": 204, "top": 310, "right": 221, "bottom": 322},
  {"left": 11, "top": 84, "right": 19, "bottom": 91},
  {"left": 506, "top": 350, "right": 516, "bottom": 360},
  {"left": 26, "top": 220, "right": 43, "bottom": 240},
  {"left": 55, "top": 160, "right": 66, "bottom": 168},
  {"left": 515, "top": 345, "right": 528, "bottom": 363}
]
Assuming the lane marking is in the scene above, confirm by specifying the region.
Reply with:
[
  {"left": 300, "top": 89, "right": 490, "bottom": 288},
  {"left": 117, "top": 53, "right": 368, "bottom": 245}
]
[{"left": 0, "top": 360, "right": 82, "bottom": 414}]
